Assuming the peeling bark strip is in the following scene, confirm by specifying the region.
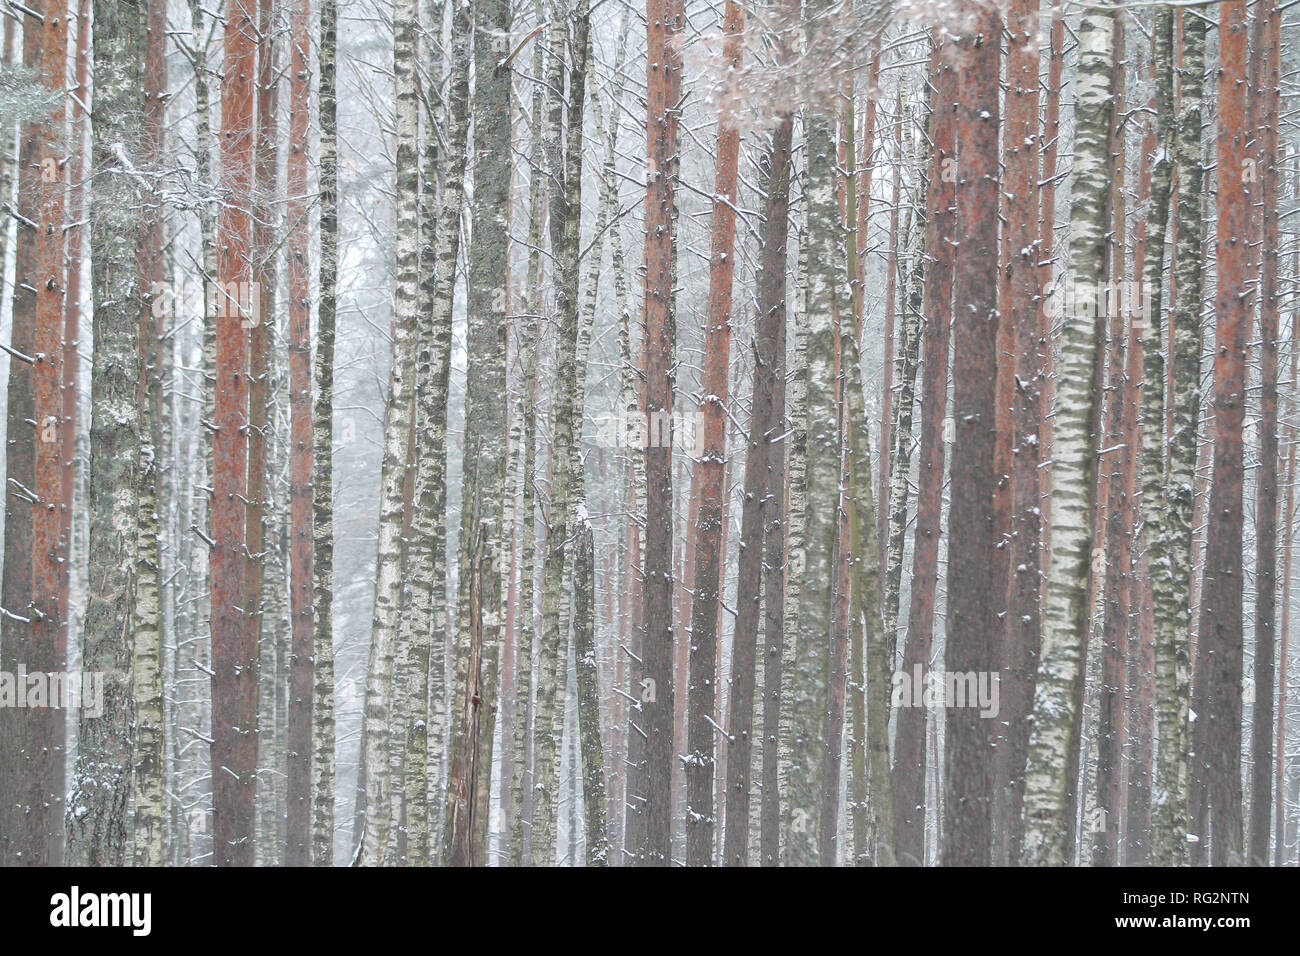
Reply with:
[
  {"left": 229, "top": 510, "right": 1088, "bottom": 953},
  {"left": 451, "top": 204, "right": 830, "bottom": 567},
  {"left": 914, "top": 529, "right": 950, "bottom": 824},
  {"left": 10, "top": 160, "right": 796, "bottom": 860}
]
[
  {"left": 685, "top": 0, "right": 743, "bottom": 868},
  {"left": 1023, "top": 4, "right": 1113, "bottom": 867},
  {"left": 212, "top": 1, "right": 258, "bottom": 868},
  {"left": 64, "top": 0, "right": 146, "bottom": 868},
  {"left": 942, "top": 9, "right": 1000, "bottom": 868},
  {"left": 1195, "top": 0, "right": 1250, "bottom": 866},
  {"left": 285, "top": 0, "right": 315, "bottom": 868}
]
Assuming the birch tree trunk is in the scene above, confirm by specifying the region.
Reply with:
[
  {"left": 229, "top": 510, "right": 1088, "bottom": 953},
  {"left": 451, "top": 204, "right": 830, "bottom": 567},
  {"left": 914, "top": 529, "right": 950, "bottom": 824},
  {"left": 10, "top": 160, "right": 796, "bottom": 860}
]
[
  {"left": 1151, "top": 9, "right": 1207, "bottom": 868},
  {"left": 532, "top": 1, "right": 592, "bottom": 864},
  {"left": 1023, "top": 5, "right": 1113, "bottom": 866},
  {"left": 508, "top": 0, "right": 548, "bottom": 865},
  {"left": 131, "top": 0, "right": 169, "bottom": 868},
  {"left": 358, "top": 0, "right": 421, "bottom": 865},
  {"left": 64, "top": 0, "right": 145, "bottom": 867},
  {"left": 783, "top": 0, "right": 845, "bottom": 867},
  {"left": 311, "top": 0, "right": 340, "bottom": 867}
]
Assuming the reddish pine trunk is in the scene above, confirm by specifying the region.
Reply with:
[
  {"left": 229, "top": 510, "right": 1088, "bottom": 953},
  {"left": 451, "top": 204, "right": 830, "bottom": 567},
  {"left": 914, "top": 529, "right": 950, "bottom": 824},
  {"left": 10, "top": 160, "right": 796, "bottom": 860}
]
[
  {"left": 285, "top": 0, "right": 315, "bottom": 866},
  {"left": 1195, "top": 1, "right": 1250, "bottom": 865},
  {"left": 211, "top": 4, "right": 258, "bottom": 867},
  {"left": 637, "top": 0, "right": 683, "bottom": 866},
  {"left": 993, "top": 0, "right": 1043, "bottom": 867},
  {"left": 942, "top": 12, "right": 1000, "bottom": 867},
  {"left": 685, "top": 0, "right": 742, "bottom": 867},
  {"left": 26, "top": 0, "right": 70, "bottom": 866}
]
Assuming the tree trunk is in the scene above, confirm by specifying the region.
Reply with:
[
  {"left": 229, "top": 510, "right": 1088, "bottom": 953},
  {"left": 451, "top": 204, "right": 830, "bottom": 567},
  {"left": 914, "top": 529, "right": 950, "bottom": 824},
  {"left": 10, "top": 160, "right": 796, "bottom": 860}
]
[
  {"left": 636, "top": 0, "right": 681, "bottom": 867},
  {"left": 63, "top": 0, "right": 145, "bottom": 868},
  {"left": 942, "top": 13, "right": 1000, "bottom": 868},
  {"left": 359, "top": 0, "right": 421, "bottom": 865},
  {"left": 684, "top": 0, "right": 743, "bottom": 867},
  {"left": 211, "top": 0, "right": 258, "bottom": 868},
  {"left": 894, "top": 38, "right": 953, "bottom": 869},
  {"left": 1194, "top": 0, "right": 1249, "bottom": 866}
]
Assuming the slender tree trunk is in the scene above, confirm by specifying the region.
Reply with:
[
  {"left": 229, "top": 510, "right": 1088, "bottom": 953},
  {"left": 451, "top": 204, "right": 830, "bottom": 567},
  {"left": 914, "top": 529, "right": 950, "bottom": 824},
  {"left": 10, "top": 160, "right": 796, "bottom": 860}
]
[
  {"left": 359, "top": 0, "right": 421, "bottom": 866},
  {"left": 684, "top": 0, "right": 743, "bottom": 867},
  {"left": 311, "top": 0, "right": 340, "bottom": 867},
  {"left": 1151, "top": 8, "right": 1206, "bottom": 868},
  {"left": 1194, "top": 0, "right": 1249, "bottom": 866},
  {"left": 894, "top": 38, "right": 953, "bottom": 869},
  {"left": 64, "top": 0, "right": 146, "bottom": 868},
  {"left": 942, "top": 11, "right": 1000, "bottom": 868},
  {"left": 1249, "top": 0, "right": 1281, "bottom": 867},
  {"left": 452, "top": 0, "right": 513, "bottom": 863},
  {"left": 994, "top": 0, "right": 1043, "bottom": 867},
  {"left": 636, "top": 0, "right": 681, "bottom": 867},
  {"left": 211, "top": 0, "right": 258, "bottom": 868},
  {"left": 285, "top": 0, "right": 315, "bottom": 867},
  {"left": 131, "top": 0, "right": 169, "bottom": 868}
]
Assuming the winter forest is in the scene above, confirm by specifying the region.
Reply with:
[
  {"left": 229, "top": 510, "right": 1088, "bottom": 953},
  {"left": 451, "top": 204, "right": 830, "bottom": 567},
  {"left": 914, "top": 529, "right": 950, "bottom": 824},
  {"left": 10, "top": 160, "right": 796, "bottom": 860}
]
[{"left": 0, "top": 0, "right": 1295, "bottom": 872}]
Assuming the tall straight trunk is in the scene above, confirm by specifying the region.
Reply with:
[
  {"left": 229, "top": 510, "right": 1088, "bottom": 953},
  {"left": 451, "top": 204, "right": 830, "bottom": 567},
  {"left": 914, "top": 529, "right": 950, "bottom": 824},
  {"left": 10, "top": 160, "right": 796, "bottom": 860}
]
[
  {"left": 636, "top": 0, "right": 682, "bottom": 867},
  {"left": 777, "top": 186, "right": 810, "bottom": 866},
  {"left": 1133, "top": 6, "right": 1174, "bottom": 869},
  {"left": 1249, "top": 0, "right": 1281, "bottom": 867},
  {"left": 1094, "top": 24, "right": 1128, "bottom": 865},
  {"left": 685, "top": 0, "right": 743, "bottom": 867},
  {"left": 841, "top": 143, "right": 889, "bottom": 868},
  {"left": 211, "top": 0, "right": 258, "bottom": 868},
  {"left": 64, "top": 0, "right": 146, "bottom": 868},
  {"left": 131, "top": 0, "right": 168, "bottom": 868},
  {"left": 60, "top": 0, "right": 89, "bottom": 689},
  {"left": 727, "top": 91, "right": 794, "bottom": 868},
  {"left": 413, "top": 0, "right": 465, "bottom": 864},
  {"left": 285, "top": 0, "right": 315, "bottom": 867},
  {"left": 893, "top": 40, "right": 953, "bottom": 869},
  {"left": 530, "top": 1, "right": 592, "bottom": 865},
  {"left": 508, "top": 0, "right": 548, "bottom": 865},
  {"left": 1195, "top": 0, "right": 1249, "bottom": 866},
  {"left": 28, "top": 0, "right": 70, "bottom": 867},
  {"left": 1022, "top": 4, "right": 1113, "bottom": 867},
  {"left": 994, "top": 0, "right": 1043, "bottom": 867},
  {"left": 457, "top": 0, "right": 512, "bottom": 863},
  {"left": 358, "top": 0, "right": 420, "bottom": 866},
  {"left": 781, "top": 0, "right": 846, "bottom": 868},
  {"left": 247, "top": 0, "right": 278, "bottom": 866},
  {"left": 942, "top": 13, "right": 1000, "bottom": 868},
  {"left": 1151, "top": 8, "right": 1206, "bottom": 868},
  {"left": 311, "top": 0, "right": 340, "bottom": 867}
]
